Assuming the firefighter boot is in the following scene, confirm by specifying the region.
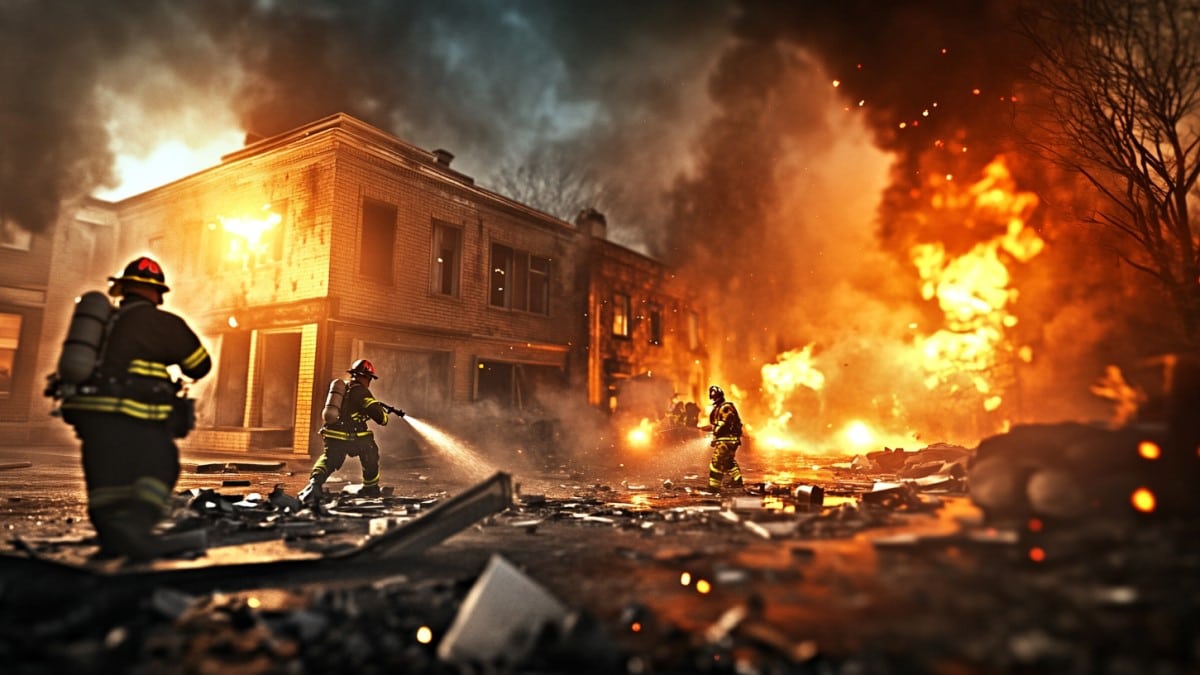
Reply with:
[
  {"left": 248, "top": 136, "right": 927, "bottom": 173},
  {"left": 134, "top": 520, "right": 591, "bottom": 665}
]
[
  {"left": 93, "top": 505, "right": 161, "bottom": 562},
  {"left": 298, "top": 477, "right": 324, "bottom": 505},
  {"left": 359, "top": 484, "right": 381, "bottom": 498}
]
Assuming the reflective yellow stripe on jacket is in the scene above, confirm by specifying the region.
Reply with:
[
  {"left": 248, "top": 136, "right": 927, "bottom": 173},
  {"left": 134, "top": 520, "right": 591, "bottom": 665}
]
[
  {"left": 62, "top": 396, "right": 173, "bottom": 421},
  {"left": 322, "top": 428, "right": 376, "bottom": 441},
  {"left": 181, "top": 346, "right": 208, "bottom": 372},
  {"left": 61, "top": 358, "right": 175, "bottom": 421},
  {"left": 126, "top": 359, "right": 171, "bottom": 380}
]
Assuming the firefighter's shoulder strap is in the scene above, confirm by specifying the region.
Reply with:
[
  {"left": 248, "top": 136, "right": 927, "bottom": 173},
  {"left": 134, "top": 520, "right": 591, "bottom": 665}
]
[{"left": 94, "top": 301, "right": 139, "bottom": 375}]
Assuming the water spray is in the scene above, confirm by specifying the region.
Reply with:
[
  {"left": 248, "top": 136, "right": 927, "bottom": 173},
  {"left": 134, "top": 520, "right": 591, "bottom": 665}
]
[{"left": 401, "top": 415, "right": 497, "bottom": 483}]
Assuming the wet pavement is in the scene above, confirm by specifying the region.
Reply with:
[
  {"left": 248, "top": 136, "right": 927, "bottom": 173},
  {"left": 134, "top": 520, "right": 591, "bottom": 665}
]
[{"left": 2, "top": 440, "right": 1198, "bottom": 674}]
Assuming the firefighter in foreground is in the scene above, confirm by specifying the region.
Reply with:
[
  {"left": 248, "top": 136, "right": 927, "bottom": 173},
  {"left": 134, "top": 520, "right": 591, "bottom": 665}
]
[
  {"left": 702, "top": 385, "right": 744, "bottom": 490},
  {"left": 300, "top": 359, "right": 401, "bottom": 503},
  {"left": 55, "top": 256, "right": 212, "bottom": 560}
]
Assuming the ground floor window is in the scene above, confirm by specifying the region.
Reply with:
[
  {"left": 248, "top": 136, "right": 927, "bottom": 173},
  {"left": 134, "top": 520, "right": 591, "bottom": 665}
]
[
  {"left": 361, "top": 346, "right": 452, "bottom": 418},
  {"left": 0, "top": 313, "right": 21, "bottom": 397},
  {"left": 474, "top": 360, "right": 565, "bottom": 410}
]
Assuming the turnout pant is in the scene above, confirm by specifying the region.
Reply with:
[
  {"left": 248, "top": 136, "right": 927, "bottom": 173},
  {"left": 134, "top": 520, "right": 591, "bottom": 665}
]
[
  {"left": 708, "top": 439, "right": 743, "bottom": 488},
  {"left": 310, "top": 437, "right": 381, "bottom": 488},
  {"left": 72, "top": 411, "right": 179, "bottom": 552}
]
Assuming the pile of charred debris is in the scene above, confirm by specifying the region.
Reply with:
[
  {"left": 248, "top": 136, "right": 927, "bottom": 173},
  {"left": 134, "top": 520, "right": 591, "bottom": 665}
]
[{"left": 2, "top": 363, "right": 1200, "bottom": 674}]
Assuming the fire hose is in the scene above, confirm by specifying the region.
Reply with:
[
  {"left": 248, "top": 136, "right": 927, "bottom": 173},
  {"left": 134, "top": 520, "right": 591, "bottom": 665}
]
[{"left": 379, "top": 402, "right": 406, "bottom": 418}]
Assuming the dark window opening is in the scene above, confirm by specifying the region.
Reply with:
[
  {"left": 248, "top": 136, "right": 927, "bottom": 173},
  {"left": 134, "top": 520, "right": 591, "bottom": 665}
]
[
  {"left": 529, "top": 255, "right": 550, "bottom": 314},
  {"left": 362, "top": 346, "right": 452, "bottom": 418},
  {"left": 361, "top": 199, "right": 397, "bottom": 282},
  {"left": 490, "top": 243, "right": 513, "bottom": 308},
  {"left": 489, "top": 243, "right": 551, "bottom": 315},
  {"left": 648, "top": 305, "right": 663, "bottom": 346},
  {"left": 474, "top": 359, "right": 565, "bottom": 410},
  {"left": 432, "top": 223, "right": 462, "bottom": 297}
]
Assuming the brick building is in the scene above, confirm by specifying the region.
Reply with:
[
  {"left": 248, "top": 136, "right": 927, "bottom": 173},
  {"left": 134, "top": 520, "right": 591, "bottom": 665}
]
[
  {"left": 0, "top": 198, "right": 119, "bottom": 446},
  {"left": 4, "top": 113, "right": 706, "bottom": 458},
  {"left": 576, "top": 209, "right": 708, "bottom": 420}
]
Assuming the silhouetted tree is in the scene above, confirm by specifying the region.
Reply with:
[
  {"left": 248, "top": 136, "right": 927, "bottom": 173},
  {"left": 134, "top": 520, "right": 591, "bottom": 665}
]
[
  {"left": 1022, "top": 0, "right": 1200, "bottom": 345},
  {"left": 486, "top": 144, "right": 620, "bottom": 223}
]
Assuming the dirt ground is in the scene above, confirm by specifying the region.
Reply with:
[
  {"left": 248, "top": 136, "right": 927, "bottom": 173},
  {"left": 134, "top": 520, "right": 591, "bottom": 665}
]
[{"left": 1, "top": 440, "right": 1198, "bottom": 674}]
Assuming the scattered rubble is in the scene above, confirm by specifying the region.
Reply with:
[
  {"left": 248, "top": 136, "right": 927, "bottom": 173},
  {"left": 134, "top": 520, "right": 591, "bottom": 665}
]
[{"left": 2, "top": 432, "right": 1198, "bottom": 673}]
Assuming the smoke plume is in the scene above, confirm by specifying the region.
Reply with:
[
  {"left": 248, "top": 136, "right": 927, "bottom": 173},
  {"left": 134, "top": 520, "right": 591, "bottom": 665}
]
[{"left": 1, "top": 0, "right": 1168, "bottom": 449}]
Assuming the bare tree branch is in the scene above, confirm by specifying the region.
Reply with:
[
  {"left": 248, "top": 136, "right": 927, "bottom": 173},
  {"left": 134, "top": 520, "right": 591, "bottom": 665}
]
[
  {"left": 486, "top": 144, "right": 620, "bottom": 224},
  {"left": 1020, "top": 0, "right": 1200, "bottom": 343}
]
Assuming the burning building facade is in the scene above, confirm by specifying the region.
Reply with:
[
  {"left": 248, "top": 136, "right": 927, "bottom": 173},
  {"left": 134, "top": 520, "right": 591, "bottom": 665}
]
[
  {"left": 577, "top": 208, "right": 708, "bottom": 419},
  {"left": 5, "top": 113, "right": 706, "bottom": 457}
]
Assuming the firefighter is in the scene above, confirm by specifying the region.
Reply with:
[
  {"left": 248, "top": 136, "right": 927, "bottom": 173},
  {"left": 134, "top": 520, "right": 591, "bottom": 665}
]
[
  {"left": 59, "top": 256, "right": 212, "bottom": 560},
  {"left": 666, "top": 397, "right": 687, "bottom": 427},
  {"left": 300, "top": 359, "right": 390, "bottom": 503},
  {"left": 702, "top": 385, "right": 744, "bottom": 490}
]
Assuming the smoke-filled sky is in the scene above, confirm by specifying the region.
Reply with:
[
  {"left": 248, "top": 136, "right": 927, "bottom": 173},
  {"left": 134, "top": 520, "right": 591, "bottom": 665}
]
[{"left": 1, "top": 0, "right": 1160, "bottom": 448}]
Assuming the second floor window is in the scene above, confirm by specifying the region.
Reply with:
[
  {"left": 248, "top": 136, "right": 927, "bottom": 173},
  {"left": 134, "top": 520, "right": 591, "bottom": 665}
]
[
  {"left": 204, "top": 202, "right": 286, "bottom": 272},
  {"left": 490, "top": 243, "right": 551, "bottom": 315},
  {"left": 431, "top": 222, "right": 462, "bottom": 297},
  {"left": 612, "top": 293, "right": 630, "bottom": 337},
  {"left": 361, "top": 199, "right": 397, "bottom": 282},
  {"left": 648, "top": 304, "right": 663, "bottom": 346}
]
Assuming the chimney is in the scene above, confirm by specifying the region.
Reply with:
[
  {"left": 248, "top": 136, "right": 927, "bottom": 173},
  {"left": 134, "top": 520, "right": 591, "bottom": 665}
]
[
  {"left": 432, "top": 149, "right": 455, "bottom": 167},
  {"left": 575, "top": 207, "right": 608, "bottom": 239}
]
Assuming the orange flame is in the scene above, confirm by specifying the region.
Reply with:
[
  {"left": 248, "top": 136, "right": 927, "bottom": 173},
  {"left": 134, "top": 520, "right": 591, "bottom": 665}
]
[
  {"left": 624, "top": 418, "right": 655, "bottom": 450},
  {"left": 757, "top": 346, "right": 825, "bottom": 450},
  {"left": 910, "top": 157, "right": 1044, "bottom": 415},
  {"left": 210, "top": 203, "right": 282, "bottom": 267}
]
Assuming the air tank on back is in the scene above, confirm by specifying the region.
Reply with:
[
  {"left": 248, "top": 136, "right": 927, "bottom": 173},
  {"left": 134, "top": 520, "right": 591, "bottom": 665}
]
[
  {"left": 57, "top": 291, "right": 113, "bottom": 384},
  {"left": 322, "top": 378, "right": 347, "bottom": 425}
]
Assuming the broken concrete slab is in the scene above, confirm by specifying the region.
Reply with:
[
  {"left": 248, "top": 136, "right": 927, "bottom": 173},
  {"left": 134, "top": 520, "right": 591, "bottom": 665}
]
[{"left": 438, "top": 553, "right": 568, "bottom": 667}]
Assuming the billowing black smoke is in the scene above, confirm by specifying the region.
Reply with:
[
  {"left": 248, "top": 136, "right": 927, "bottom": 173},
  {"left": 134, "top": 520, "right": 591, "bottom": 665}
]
[
  {"left": 0, "top": 0, "right": 729, "bottom": 239},
  {"left": 664, "top": 0, "right": 1155, "bottom": 443}
]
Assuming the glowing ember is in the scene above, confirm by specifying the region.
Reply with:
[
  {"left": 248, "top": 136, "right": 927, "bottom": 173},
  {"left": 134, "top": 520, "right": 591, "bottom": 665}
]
[
  {"left": 1138, "top": 441, "right": 1161, "bottom": 461},
  {"left": 1131, "top": 487, "right": 1156, "bottom": 513},
  {"left": 416, "top": 626, "right": 433, "bottom": 644}
]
